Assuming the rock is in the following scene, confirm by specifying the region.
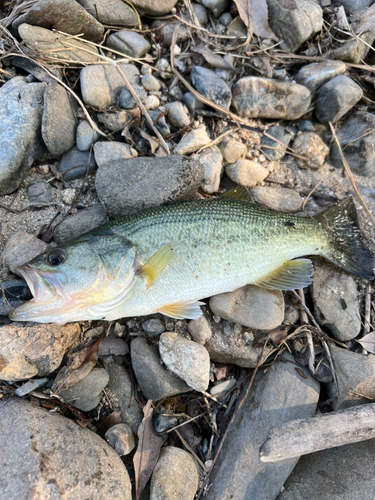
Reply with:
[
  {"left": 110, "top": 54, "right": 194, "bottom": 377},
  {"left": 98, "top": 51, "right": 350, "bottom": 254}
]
[
  {"left": 96, "top": 156, "right": 203, "bottom": 217},
  {"left": 76, "top": 120, "right": 100, "bottom": 151},
  {"left": 142, "top": 318, "right": 165, "bottom": 336},
  {"left": 27, "top": 180, "right": 53, "bottom": 204},
  {"left": 315, "top": 75, "right": 363, "bottom": 124},
  {"left": 131, "top": 337, "right": 190, "bottom": 400},
  {"left": 105, "top": 423, "right": 135, "bottom": 456},
  {"left": 174, "top": 126, "right": 211, "bottom": 154},
  {"left": 0, "top": 322, "right": 80, "bottom": 382},
  {"left": 311, "top": 259, "right": 361, "bottom": 341},
  {"left": 226, "top": 16, "right": 247, "bottom": 37},
  {"left": 76, "top": 0, "right": 139, "bottom": 26},
  {"left": 94, "top": 141, "right": 137, "bottom": 167},
  {"left": 159, "top": 332, "right": 210, "bottom": 392},
  {"left": 210, "top": 378, "right": 236, "bottom": 396},
  {"left": 0, "top": 281, "right": 30, "bottom": 317},
  {"left": 80, "top": 63, "right": 139, "bottom": 109},
  {"left": 15, "top": 377, "right": 49, "bottom": 397},
  {"left": 153, "top": 413, "right": 179, "bottom": 434},
  {"left": 332, "top": 0, "right": 372, "bottom": 13},
  {"left": 54, "top": 203, "right": 108, "bottom": 244},
  {"left": 131, "top": 0, "right": 178, "bottom": 15},
  {"left": 98, "top": 338, "right": 129, "bottom": 356},
  {"left": 232, "top": 77, "right": 311, "bottom": 120},
  {"left": 59, "top": 368, "right": 109, "bottom": 411},
  {"left": 250, "top": 186, "right": 303, "bottom": 212},
  {"left": 261, "top": 125, "right": 295, "bottom": 161},
  {"left": 12, "top": 56, "right": 63, "bottom": 84},
  {"left": 0, "top": 398, "right": 132, "bottom": 499},
  {"left": 12, "top": 0, "right": 104, "bottom": 41},
  {"left": 188, "top": 315, "right": 212, "bottom": 345},
  {"left": 205, "top": 353, "right": 320, "bottom": 500},
  {"left": 144, "top": 95, "right": 161, "bottom": 110},
  {"left": 0, "top": 78, "right": 45, "bottom": 196},
  {"left": 190, "top": 66, "right": 231, "bottom": 109},
  {"left": 196, "top": 146, "right": 223, "bottom": 194},
  {"left": 298, "top": 120, "right": 315, "bottom": 132},
  {"left": 106, "top": 31, "right": 151, "bottom": 59},
  {"left": 102, "top": 356, "right": 143, "bottom": 433},
  {"left": 119, "top": 84, "right": 148, "bottom": 109},
  {"left": 218, "top": 137, "right": 246, "bottom": 164},
  {"left": 18, "top": 24, "right": 100, "bottom": 64},
  {"left": 293, "top": 131, "right": 329, "bottom": 169},
  {"left": 225, "top": 159, "right": 268, "bottom": 187},
  {"left": 183, "top": 92, "right": 205, "bottom": 114},
  {"left": 150, "top": 447, "right": 199, "bottom": 500},
  {"left": 62, "top": 188, "right": 76, "bottom": 205},
  {"left": 296, "top": 61, "right": 346, "bottom": 93},
  {"left": 201, "top": 0, "right": 228, "bottom": 18},
  {"left": 4, "top": 231, "right": 50, "bottom": 274},
  {"left": 42, "top": 82, "right": 78, "bottom": 157},
  {"left": 151, "top": 20, "right": 189, "bottom": 46},
  {"left": 219, "top": 12, "right": 232, "bottom": 26},
  {"left": 97, "top": 109, "right": 140, "bottom": 131},
  {"left": 59, "top": 146, "right": 97, "bottom": 181},
  {"left": 142, "top": 74, "right": 161, "bottom": 92},
  {"left": 189, "top": 3, "right": 208, "bottom": 25},
  {"left": 146, "top": 110, "right": 171, "bottom": 136},
  {"left": 267, "top": 0, "right": 323, "bottom": 52},
  {"left": 209, "top": 285, "right": 284, "bottom": 331},
  {"left": 165, "top": 102, "right": 190, "bottom": 129}
]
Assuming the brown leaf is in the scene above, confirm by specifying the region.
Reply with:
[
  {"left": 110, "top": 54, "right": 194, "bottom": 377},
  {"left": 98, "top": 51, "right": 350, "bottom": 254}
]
[
  {"left": 249, "top": 0, "right": 277, "bottom": 39},
  {"left": 357, "top": 331, "right": 375, "bottom": 354},
  {"left": 193, "top": 45, "right": 235, "bottom": 71},
  {"left": 134, "top": 400, "right": 163, "bottom": 500},
  {"left": 233, "top": 0, "right": 252, "bottom": 28}
]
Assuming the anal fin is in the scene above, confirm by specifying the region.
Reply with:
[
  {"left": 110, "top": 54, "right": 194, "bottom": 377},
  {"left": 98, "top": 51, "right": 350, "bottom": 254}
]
[
  {"left": 255, "top": 259, "right": 314, "bottom": 290},
  {"left": 158, "top": 300, "right": 204, "bottom": 319},
  {"left": 138, "top": 243, "right": 176, "bottom": 287}
]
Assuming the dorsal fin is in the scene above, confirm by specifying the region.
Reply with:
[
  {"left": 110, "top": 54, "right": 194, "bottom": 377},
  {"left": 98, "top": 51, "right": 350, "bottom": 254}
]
[
  {"left": 222, "top": 186, "right": 253, "bottom": 203},
  {"left": 255, "top": 259, "right": 314, "bottom": 290}
]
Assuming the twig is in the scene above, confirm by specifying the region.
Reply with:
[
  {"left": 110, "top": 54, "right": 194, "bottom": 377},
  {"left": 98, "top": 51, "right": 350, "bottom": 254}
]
[
  {"left": 297, "top": 289, "right": 315, "bottom": 375},
  {"left": 302, "top": 171, "right": 326, "bottom": 210}
]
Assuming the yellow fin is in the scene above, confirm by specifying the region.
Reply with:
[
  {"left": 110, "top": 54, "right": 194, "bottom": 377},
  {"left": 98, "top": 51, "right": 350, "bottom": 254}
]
[
  {"left": 138, "top": 243, "right": 176, "bottom": 286},
  {"left": 158, "top": 300, "right": 204, "bottom": 319},
  {"left": 223, "top": 186, "right": 253, "bottom": 203},
  {"left": 255, "top": 259, "right": 314, "bottom": 290}
]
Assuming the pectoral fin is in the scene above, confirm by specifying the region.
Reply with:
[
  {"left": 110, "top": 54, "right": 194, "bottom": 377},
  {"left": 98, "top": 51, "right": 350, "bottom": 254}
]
[
  {"left": 255, "top": 259, "right": 314, "bottom": 290},
  {"left": 223, "top": 186, "right": 253, "bottom": 203},
  {"left": 158, "top": 300, "right": 204, "bottom": 319},
  {"left": 138, "top": 243, "right": 176, "bottom": 287}
]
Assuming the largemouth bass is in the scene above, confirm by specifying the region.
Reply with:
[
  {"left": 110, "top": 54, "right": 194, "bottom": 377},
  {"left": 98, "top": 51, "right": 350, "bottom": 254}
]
[{"left": 9, "top": 195, "right": 374, "bottom": 324}]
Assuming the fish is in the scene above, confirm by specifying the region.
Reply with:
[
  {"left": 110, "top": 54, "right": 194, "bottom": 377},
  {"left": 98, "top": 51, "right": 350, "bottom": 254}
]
[{"left": 8, "top": 193, "right": 374, "bottom": 324}]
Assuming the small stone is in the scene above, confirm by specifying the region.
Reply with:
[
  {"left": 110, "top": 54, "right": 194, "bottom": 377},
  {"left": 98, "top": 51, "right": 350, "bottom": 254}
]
[
  {"left": 188, "top": 315, "right": 212, "bottom": 345},
  {"left": 54, "top": 203, "right": 108, "bottom": 244},
  {"left": 331, "top": 0, "right": 372, "bottom": 13},
  {"left": 169, "top": 86, "right": 183, "bottom": 100},
  {"left": 183, "top": 92, "right": 205, "bottom": 114},
  {"left": 142, "top": 318, "right": 165, "bottom": 336},
  {"left": 131, "top": 0, "right": 178, "bottom": 15},
  {"left": 15, "top": 377, "right": 49, "bottom": 397},
  {"left": 190, "top": 3, "right": 208, "bottom": 25},
  {"left": 94, "top": 141, "right": 137, "bottom": 167},
  {"left": 62, "top": 188, "right": 76, "bottom": 205},
  {"left": 232, "top": 77, "right": 311, "bottom": 120},
  {"left": 146, "top": 110, "right": 171, "bottom": 136},
  {"left": 159, "top": 332, "right": 210, "bottom": 392},
  {"left": 225, "top": 159, "right": 268, "bottom": 187},
  {"left": 174, "top": 126, "right": 211, "bottom": 154},
  {"left": 76, "top": 0, "right": 139, "bottom": 26},
  {"left": 190, "top": 66, "right": 231, "bottom": 109},
  {"left": 59, "top": 146, "right": 97, "bottom": 181},
  {"left": 210, "top": 378, "right": 236, "bottom": 396},
  {"left": 59, "top": 368, "right": 109, "bottom": 411},
  {"left": 142, "top": 74, "right": 161, "bottom": 91},
  {"left": 105, "top": 423, "right": 135, "bottom": 456},
  {"left": 165, "top": 102, "right": 190, "bottom": 129},
  {"left": 97, "top": 109, "right": 139, "bottom": 131},
  {"left": 218, "top": 138, "right": 246, "bottom": 164},
  {"left": 150, "top": 447, "right": 199, "bottom": 500},
  {"left": 298, "top": 120, "right": 315, "bottom": 132},
  {"left": 196, "top": 145, "right": 223, "bottom": 194},
  {"left": 98, "top": 337, "right": 129, "bottom": 356},
  {"left": 151, "top": 21, "right": 189, "bottom": 46},
  {"left": 315, "top": 75, "right": 363, "bottom": 124},
  {"left": 153, "top": 413, "right": 179, "bottom": 434},
  {"left": 27, "top": 180, "right": 53, "bottom": 204},
  {"left": 76, "top": 120, "right": 99, "bottom": 152},
  {"left": 0, "top": 280, "right": 30, "bottom": 316},
  {"left": 296, "top": 60, "right": 346, "bottom": 93},
  {"left": 293, "top": 132, "right": 329, "bottom": 169},
  {"left": 261, "top": 125, "right": 295, "bottom": 161},
  {"left": 144, "top": 95, "right": 160, "bottom": 110},
  {"left": 155, "top": 58, "right": 173, "bottom": 79},
  {"left": 5, "top": 232, "right": 50, "bottom": 274},
  {"left": 219, "top": 12, "right": 232, "bottom": 26},
  {"left": 250, "top": 186, "right": 303, "bottom": 212},
  {"left": 119, "top": 84, "right": 148, "bottom": 109},
  {"left": 201, "top": 0, "right": 228, "bottom": 18},
  {"left": 226, "top": 16, "right": 247, "bottom": 37},
  {"left": 105, "top": 30, "right": 151, "bottom": 58}
]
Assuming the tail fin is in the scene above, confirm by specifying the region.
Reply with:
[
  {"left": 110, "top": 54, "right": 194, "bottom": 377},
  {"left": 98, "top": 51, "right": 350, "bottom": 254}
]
[{"left": 316, "top": 197, "right": 374, "bottom": 279}]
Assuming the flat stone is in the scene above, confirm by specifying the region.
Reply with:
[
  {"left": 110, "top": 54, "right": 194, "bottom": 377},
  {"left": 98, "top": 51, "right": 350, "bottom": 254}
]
[
  {"left": 232, "top": 77, "right": 311, "bottom": 120},
  {"left": 119, "top": 84, "right": 148, "bottom": 109},
  {"left": 210, "top": 285, "right": 284, "bottom": 330},
  {"left": 311, "top": 259, "right": 361, "bottom": 341},
  {"left": 250, "top": 186, "right": 303, "bottom": 212},
  {"left": 226, "top": 16, "right": 247, "bottom": 37},
  {"left": 187, "top": 315, "right": 212, "bottom": 345},
  {"left": 332, "top": 0, "right": 372, "bottom": 13},
  {"left": 159, "top": 332, "right": 210, "bottom": 392},
  {"left": 190, "top": 66, "right": 231, "bottom": 110},
  {"left": 131, "top": 337, "right": 190, "bottom": 400},
  {"left": 0, "top": 78, "right": 46, "bottom": 196},
  {"left": 95, "top": 156, "right": 203, "bottom": 218},
  {"left": 97, "top": 109, "right": 140, "bottom": 131},
  {"left": 131, "top": 0, "right": 178, "bottom": 15},
  {"left": 218, "top": 137, "right": 246, "bottom": 164},
  {"left": 174, "top": 126, "right": 211, "bottom": 154},
  {"left": 150, "top": 447, "right": 199, "bottom": 500},
  {"left": 42, "top": 82, "right": 77, "bottom": 157},
  {"left": 80, "top": 63, "right": 139, "bottom": 109},
  {"left": 0, "top": 322, "right": 81, "bottom": 382},
  {"left": 76, "top": 120, "right": 100, "bottom": 151},
  {"left": 12, "top": 0, "right": 104, "bottom": 41},
  {"left": 195, "top": 146, "right": 223, "bottom": 194},
  {"left": 293, "top": 131, "right": 329, "bottom": 169},
  {"left": 54, "top": 203, "right": 108, "bottom": 244},
  {"left": 202, "top": 0, "right": 228, "bottom": 18},
  {"left": 60, "top": 368, "right": 109, "bottom": 411},
  {"left": 59, "top": 146, "right": 97, "bottom": 181},
  {"left": 142, "top": 74, "right": 161, "bottom": 91},
  {"left": 183, "top": 92, "right": 205, "bottom": 114},
  {"left": 206, "top": 353, "right": 320, "bottom": 500},
  {"left": 4, "top": 231, "right": 50, "bottom": 274},
  {"left": 210, "top": 378, "right": 236, "bottom": 396},
  {"left": 296, "top": 61, "right": 346, "bottom": 93},
  {"left": 106, "top": 31, "right": 151, "bottom": 58},
  {"left": 315, "top": 75, "right": 363, "bottom": 124},
  {"left": 98, "top": 338, "right": 129, "bottom": 356},
  {"left": 105, "top": 423, "right": 135, "bottom": 456},
  {"left": 151, "top": 20, "right": 189, "bottom": 46},
  {"left": 12, "top": 56, "right": 63, "bottom": 84},
  {"left": 0, "top": 399, "right": 131, "bottom": 499},
  {"left": 165, "top": 102, "right": 190, "bottom": 129},
  {"left": 27, "top": 180, "right": 53, "bottom": 205},
  {"left": 261, "top": 125, "right": 296, "bottom": 161},
  {"left": 94, "top": 141, "right": 137, "bottom": 167},
  {"left": 76, "top": 0, "right": 139, "bottom": 26},
  {"left": 142, "top": 318, "right": 165, "bottom": 336},
  {"left": 226, "top": 159, "right": 269, "bottom": 187},
  {"left": 15, "top": 377, "right": 49, "bottom": 397}
]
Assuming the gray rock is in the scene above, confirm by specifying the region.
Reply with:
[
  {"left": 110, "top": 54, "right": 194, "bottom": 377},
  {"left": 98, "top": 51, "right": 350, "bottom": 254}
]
[
  {"left": 153, "top": 413, "right": 179, "bottom": 434},
  {"left": 225, "top": 159, "right": 269, "bottom": 187},
  {"left": 218, "top": 137, "right": 246, "bottom": 163},
  {"left": 42, "top": 82, "right": 78, "bottom": 157},
  {"left": 54, "top": 203, "right": 109, "bottom": 244},
  {"left": 80, "top": 63, "right": 139, "bottom": 109},
  {"left": 311, "top": 259, "right": 361, "bottom": 341},
  {"left": 332, "top": 0, "right": 372, "bottom": 13},
  {"left": 293, "top": 131, "right": 329, "bottom": 169},
  {"left": 261, "top": 125, "right": 295, "bottom": 161},
  {"left": 131, "top": 0, "right": 178, "bottom": 15},
  {"left": 201, "top": 0, "right": 228, "bottom": 18},
  {"left": 159, "top": 332, "right": 210, "bottom": 392},
  {"left": 296, "top": 60, "right": 346, "bottom": 93},
  {"left": 76, "top": 120, "right": 100, "bottom": 151},
  {"left": 146, "top": 110, "right": 170, "bottom": 136},
  {"left": 95, "top": 156, "right": 204, "bottom": 218},
  {"left": 190, "top": 3, "right": 208, "bottom": 25},
  {"left": 0, "top": 398, "right": 131, "bottom": 499},
  {"left": 119, "top": 84, "right": 148, "bottom": 109},
  {"left": 210, "top": 285, "right": 284, "bottom": 331},
  {"left": 188, "top": 315, "right": 212, "bottom": 345},
  {"left": 0, "top": 78, "right": 45, "bottom": 196},
  {"left": 94, "top": 141, "right": 138, "bottom": 167},
  {"left": 150, "top": 447, "right": 199, "bottom": 500},
  {"left": 5, "top": 231, "right": 50, "bottom": 274},
  {"left": 315, "top": 75, "right": 363, "bottom": 124},
  {"left": 27, "top": 180, "right": 53, "bottom": 204},
  {"left": 174, "top": 126, "right": 211, "bottom": 154},
  {"left": 142, "top": 318, "right": 165, "bottom": 336},
  {"left": 165, "top": 102, "right": 190, "bottom": 129},
  {"left": 151, "top": 20, "right": 189, "bottom": 46},
  {"left": 98, "top": 337, "right": 129, "bottom": 356},
  {"left": 15, "top": 377, "right": 49, "bottom": 397},
  {"left": 206, "top": 354, "right": 320, "bottom": 500},
  {"left": 226, "top": 16, "right": 247, "bottom": 37},
  {"left": 59, "top": 146, "right": 97, "bottom": 181},
  {"left": 232, "top": 77, "right": 311, "bottom": 120},
  {"left": 105, "top": 423, "right": 135, "bottom": 456},
  {"left": 131, "top": 337, "right": 190, "bottom": 400},
  {"left": 219, "top": 12, "right": 232, "bottom": 26},
  {"left": 0, "top": 281, "right": 30, "bottom": 317},
  {"left": 12, "top": 0, "right": 104, "bottom": 41},
  {"left": 190, "top": 66, "right": 231, "bottom": 110},
  {"left": 97, "top": 110, "right": 138, "bottom": 131},
  {"left": 76, "top": 0, "right": 139, "bottom": 26},
  {"left": 144, "top": 95, "right": 161, "bottom": 110},
  {"left": 142, "top": 74, "right": 162, "bottom": 91},
  {"left": 298, "top": 120, "right": 315, "bottom": 132},
  {"left": 267, "top": 0, "right": 323, "bottom": 52},
  {"left": 106, "top": 30, "right": 151, "bottom": 58},
  {"left": 183, "top": 92, "right": 205, "bottom": 114},
  {"left": 102, "top": 355, "right": 143, "bottom": 433},
  {"left": 195, "top": 145, "right": 223, "bottom": 194},
  {"left": 250, "top": 186, "right": 303, "bottom": 212},
  {"left": 12, "top": 56, "right": 63, "bottom": 84},
  {"left": 60, "top": 368, "right": 109, "bottom": 411}
]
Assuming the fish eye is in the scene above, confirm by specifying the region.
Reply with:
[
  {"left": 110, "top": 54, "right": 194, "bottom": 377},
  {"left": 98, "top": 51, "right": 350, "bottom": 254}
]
[{"left": 47, "top": 249, "right": 66, "bottom": 266}]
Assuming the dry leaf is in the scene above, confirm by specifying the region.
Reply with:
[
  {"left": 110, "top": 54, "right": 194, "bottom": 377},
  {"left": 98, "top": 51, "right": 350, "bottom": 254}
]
[
  {"left": 139, "top": 128, "right": 160, "bottom": 154},
  {"left": 193, "top": 45, "right": 235, "bottom": 70},
  {"left": 295, "top": 367, "right": 308, "bottom": 379},
  {"left": 357, "top": 332, "right": 375, "bottom": 354},
  {"left": 134, "top": 400, "right": 163, "bottom": 500},
  {"left": 233, "top": 0, "right": 251, "bottom": 28},
  {"left": 249, "top": 0, "right": 277, "bottom": 39}
]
